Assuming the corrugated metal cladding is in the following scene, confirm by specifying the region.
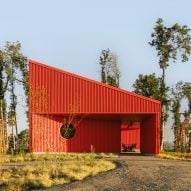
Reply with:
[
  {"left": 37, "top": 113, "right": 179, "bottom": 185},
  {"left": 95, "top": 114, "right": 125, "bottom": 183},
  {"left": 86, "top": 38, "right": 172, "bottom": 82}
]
[
  {"left": 31, "top": 114, "right": 120, "bottom": 153},
  {"left": 141, "top": 113, "right": 160, "bottom": 154},
  {"left": 29, "top": 60, "right": 161, "bottom": 154},
  {"left": 29, "top": 60, "right": 160, "bottom": 114},
  {"left": 121, "top": 122, "right": 140, "bottom": 150}
]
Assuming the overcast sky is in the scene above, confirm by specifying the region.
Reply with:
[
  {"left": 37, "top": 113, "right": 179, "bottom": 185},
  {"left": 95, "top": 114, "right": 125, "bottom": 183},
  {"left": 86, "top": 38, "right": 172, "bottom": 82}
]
[{"left": 1, "top": 0, "right": 191, "bottom": 141}]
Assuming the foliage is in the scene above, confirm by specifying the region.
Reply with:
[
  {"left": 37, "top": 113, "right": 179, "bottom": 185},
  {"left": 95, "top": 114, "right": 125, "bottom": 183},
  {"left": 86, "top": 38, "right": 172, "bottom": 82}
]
[
  {"left": 149, "top": 18, "right": 191, "bottom": 70},
  {"left": 149, "top": 18, "right": 191, "bottom": 150},
  {"left": 133, "top": 73, "right": 162, "bottom": 100},
  {"left": 99, "top": 48, "right": 120, "bottom": 87},
  {"left": 4, "top": 42, "right": 28, "bottom": 142},
  {"left": 180, "top": 112, "right": 191, "bottom": 152},
  {"left": 60, "top": 100, "right": 86, "bottom": 143},
  {"left": 171, "top": 82, "right": 184, "bottom": 152},
  {"left": 0, "top": 42, "right": 28, "bottom": 154},
  {"left": 8, "top": 129, "right": 29, "bottom": 154},
  {"left": 182, "top": 82, "right": 191, "bottom": 113},
  {"left": 18, "top": 129, "right": 29, "bottom": 153},
  {"left": 171, "top": 81, "right": 191, "bottom": 152},
  {"left": 132, "top": 73, "right": 169, "bottom": 148},
  {"left": 0, "top": 49, "right": 9, "bottom": 154}
]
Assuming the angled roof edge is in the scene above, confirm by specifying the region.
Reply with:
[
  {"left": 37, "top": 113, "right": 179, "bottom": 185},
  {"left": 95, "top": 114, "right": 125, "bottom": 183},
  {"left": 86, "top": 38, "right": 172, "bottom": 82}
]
[{"left": 29, "top": 59, "right": 161, "bottom": 104}]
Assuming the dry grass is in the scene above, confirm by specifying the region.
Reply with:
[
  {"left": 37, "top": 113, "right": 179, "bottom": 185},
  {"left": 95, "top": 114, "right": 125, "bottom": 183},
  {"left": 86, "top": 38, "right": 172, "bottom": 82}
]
[
  {"left": 0, "top": 153, "right": 116, "bottom": 191},
  {"left": 159, "top": 152, "right": 191, "bottom": 161},
  {"left": 0, "top": 152, "right": 118, "bottom": 164}
]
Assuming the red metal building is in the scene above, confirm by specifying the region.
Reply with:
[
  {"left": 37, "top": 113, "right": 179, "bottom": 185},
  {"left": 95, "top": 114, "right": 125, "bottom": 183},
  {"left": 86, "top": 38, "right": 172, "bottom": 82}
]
[{"left": 29, "top": 60, "right": 160, "bottom": 154}]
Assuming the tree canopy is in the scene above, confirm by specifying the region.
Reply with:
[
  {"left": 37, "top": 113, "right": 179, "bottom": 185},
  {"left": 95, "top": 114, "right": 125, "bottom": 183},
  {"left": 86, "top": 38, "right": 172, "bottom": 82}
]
[
  {"left": 149, "top": 18, "right": 191, "bottom": 150},
  {"left": 132, "top": 73, "right": 162, "bottom": 100},
  {"left": 99, "top": 49, "right": 120, "bottom": 87},
  {"left": 0, "top": 42, "right": 28, "bottom": 154}
]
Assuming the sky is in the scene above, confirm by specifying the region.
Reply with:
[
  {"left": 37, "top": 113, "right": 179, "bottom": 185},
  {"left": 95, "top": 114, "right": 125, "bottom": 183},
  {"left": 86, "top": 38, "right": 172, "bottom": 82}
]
[{"left": 1, "top": 0, "right": 191, "bottom": 141}]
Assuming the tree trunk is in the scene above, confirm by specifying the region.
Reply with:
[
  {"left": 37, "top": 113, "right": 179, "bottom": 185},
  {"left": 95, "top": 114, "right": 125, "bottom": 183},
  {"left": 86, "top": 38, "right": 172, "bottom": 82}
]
[
  {"left": 0, "top": 99, "right": 7, "bottom": 154},
  {"left": 12, "top": 125, "right": 16, "bottom": 150},
  {"left": 188, "top": 133, "right": 191, "bottom": 153},
  {"left": 160, "top": 111, "right": 164, "bottom": 151},
  {"left": 160, "top": 67, "right": 166, "bottom": 151},
  {"left": 0, "top": 62, "right": 8, "bottom": 154}
]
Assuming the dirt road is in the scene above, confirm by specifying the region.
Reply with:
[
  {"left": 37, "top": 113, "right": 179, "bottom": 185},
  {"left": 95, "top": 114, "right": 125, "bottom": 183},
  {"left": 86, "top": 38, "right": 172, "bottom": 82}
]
[{"left": 40, "top": 155, "right": 191, "bottom": 191}]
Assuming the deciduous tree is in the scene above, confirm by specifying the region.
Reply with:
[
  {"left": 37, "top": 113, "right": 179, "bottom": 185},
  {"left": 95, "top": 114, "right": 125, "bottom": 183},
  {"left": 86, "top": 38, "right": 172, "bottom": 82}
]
[
  {"left": 4, "top": 42, "right": 28, "bottom": 152},
  {"left": 149, "top": 18, "right": 191, "bottom": 150},
  {"left": 0, "top": 42, "right": 28, "bottom": 153},
  {"left": 0, "top": 50, "right": 9, "bottom": 154},
  {"left": 132, "top": 73, "right": 162, "bottom": 100},
  {"left": 99, "top": 49, "right": 120, "bottom": 87},
  {"left": 171, "top": 81, "right": 184, "bottom": 151}
]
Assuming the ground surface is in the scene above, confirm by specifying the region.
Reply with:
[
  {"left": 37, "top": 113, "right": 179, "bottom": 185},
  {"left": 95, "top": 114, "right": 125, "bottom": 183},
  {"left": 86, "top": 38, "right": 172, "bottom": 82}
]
[{"left": 38, "top": 155, "right": 191, "bottom": 191}]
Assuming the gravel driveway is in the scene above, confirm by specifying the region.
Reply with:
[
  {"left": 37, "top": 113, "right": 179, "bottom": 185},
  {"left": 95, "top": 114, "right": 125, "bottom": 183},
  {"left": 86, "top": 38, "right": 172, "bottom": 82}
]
[{"left": 40, "top": 155, "right": 191, "bottom": 191}]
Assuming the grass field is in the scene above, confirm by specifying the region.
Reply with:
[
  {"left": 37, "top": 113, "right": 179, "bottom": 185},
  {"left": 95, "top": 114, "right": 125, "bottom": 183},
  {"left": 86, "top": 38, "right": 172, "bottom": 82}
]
[
  {"left": 0, "top": 152, "right": 117, "bottom": 163},
  {"left": 0, "top": 153, "right": 117, "bottom": 191},
  {"left": 159, "top": 152, "right": 191, "bottom": 161}
]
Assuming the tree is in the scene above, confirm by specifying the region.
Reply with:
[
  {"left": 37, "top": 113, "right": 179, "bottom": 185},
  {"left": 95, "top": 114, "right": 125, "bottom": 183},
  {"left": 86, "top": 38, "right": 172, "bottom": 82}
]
[
  {"left": 0, "top": 49, "right": 11, "bottom": 154},
  {"left": 99, "top": 49, "right": 120, "bottom": 87},
  {"left": 181, "top": 82, "right": 191, "bottom": 152},
  {"left": 180, "top": 112, "right": 190, "bottom": 152},
  {"left": 18, "top": 129, "right": 29, "bottom": 153},
  {"left": 0, "top": 42, "right": 28, "bottom": 154},
  {"left": 182, "top": 82, "right": 191, "bottom": 114},
  {"left": 8, "top": 129, "right": 29, "bottom": 153},
  {"left": 132, "top": 73, "right": 162, "bottom": 100},
  {"left": 171, "top": 81, "right": 184, "bottom": 151},
  {"left": 4, "top": 42, "right": 28, "bottom": 136},
  {"left": 3, "top": 42, "right": 28, "bottom": 151},
  {"left": 171, "top": 82, "right": 191, "bottom": 152},
  {"left": 149, "top": 18, "right": 191, "bottom": 150},
  {"left": 132, "top": 73, "right": 170, "bottom": 147}
]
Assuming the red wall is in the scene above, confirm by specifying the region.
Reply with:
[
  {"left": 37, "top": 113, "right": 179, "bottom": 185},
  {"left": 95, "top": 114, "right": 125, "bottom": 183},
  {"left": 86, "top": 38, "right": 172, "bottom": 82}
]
[
  {"left": 29, "top": 60, "right": 161, "bottom": 115},
  {"left": 141, "top": 114, "right": 160, "bottom": 154},
  {"left": 30, "top": 114, "right": 121, "bottom": 153},
  {"left": 121, "top": 122, "right": 140, "bottom": 150}
]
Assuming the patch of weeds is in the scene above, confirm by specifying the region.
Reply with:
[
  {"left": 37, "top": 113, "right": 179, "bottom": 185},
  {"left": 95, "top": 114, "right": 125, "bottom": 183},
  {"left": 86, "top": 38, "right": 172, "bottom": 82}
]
[
  {"left": 85, "top": 152, "right": 96, "bottom": 167},
  {"left": 10, "top": 155, "right": 25, "bottom": 163},
  {"left": 0, "top": 152, "right": 118, "bottom": 165},
  {"left": 97, "top": 152, "right": 118, "bottom": 159},
  {"left": 24, "top": 179, "right": 43, "bottom": 190},
  {"left": 159, "top": 152, "right": 191, "bottom": 161},
  {"left": 0, "top": 159, "right": 115, "bottom": 191}
]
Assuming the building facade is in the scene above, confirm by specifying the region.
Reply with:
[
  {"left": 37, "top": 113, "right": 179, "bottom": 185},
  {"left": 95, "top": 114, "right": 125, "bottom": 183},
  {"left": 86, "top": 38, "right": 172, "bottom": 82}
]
[{"left": 29, "top": 60, "right": 160, "bottom": 154}]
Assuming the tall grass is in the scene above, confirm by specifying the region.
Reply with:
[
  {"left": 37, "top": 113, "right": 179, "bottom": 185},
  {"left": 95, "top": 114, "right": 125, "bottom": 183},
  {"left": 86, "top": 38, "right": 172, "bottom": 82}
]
[
  {"left": 0, "top": 152, "right": 118, "bottom": 164},
  {"left": 0, "top": 158, "right": 115, "bottom": 191},
  {"left": 0, "top": 152, "right": 117, "bottom": 190},
  {"left": 159, "top": 152, "right": 191, "bottom": 160},
  {"left": 0, "top": 152, "right": 118, "bottom": 163}
]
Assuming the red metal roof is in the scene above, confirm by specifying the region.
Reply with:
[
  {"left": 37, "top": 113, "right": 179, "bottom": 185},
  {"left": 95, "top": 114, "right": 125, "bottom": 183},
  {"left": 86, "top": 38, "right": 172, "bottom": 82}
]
[{"left": 29, "top": 60, "right": 161, "bottom": 115}]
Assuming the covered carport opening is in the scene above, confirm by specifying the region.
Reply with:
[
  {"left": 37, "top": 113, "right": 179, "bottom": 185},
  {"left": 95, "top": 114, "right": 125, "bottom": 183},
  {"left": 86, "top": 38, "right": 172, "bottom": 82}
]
[{"left": 86, "top": 113, "right": 160, "bottom": 155}]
